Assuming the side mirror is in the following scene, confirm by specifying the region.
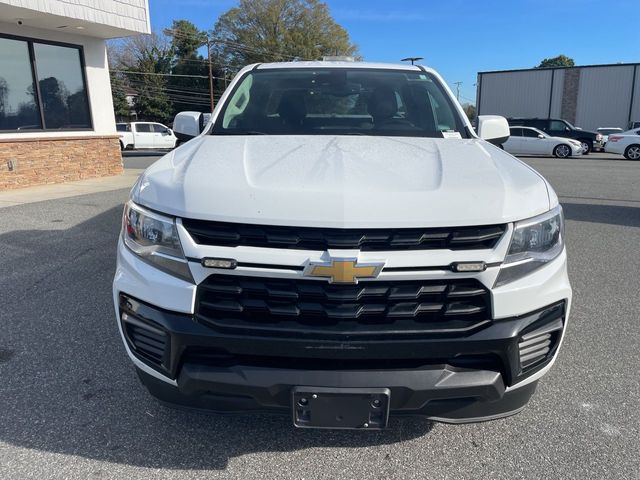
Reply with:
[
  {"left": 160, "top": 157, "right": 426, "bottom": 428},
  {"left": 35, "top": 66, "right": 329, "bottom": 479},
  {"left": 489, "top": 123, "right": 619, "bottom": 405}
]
[
  {"left": 477, "top": 115, "right": 510, "bottom": 145},
  {"left": 538, "top": 134, "right": 545, "bottom": 139},
  {"left": 173, "top": 111, "right": 206, "bottom": 142}
]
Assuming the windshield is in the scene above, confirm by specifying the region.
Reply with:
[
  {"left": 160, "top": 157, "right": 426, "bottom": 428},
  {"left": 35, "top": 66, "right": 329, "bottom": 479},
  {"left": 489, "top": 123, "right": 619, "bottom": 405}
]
[{"left": 211, "top": 68, "right": 468, "bottom": 137}]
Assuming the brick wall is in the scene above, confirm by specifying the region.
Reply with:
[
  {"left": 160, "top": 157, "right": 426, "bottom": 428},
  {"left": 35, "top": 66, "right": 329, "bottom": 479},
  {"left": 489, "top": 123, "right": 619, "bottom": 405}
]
[
  {"left": 560, "top": 69, "right": 581, "bottom": 125},
  {"left": 0, "top": 136, "right": 123, "bottom": 190}
]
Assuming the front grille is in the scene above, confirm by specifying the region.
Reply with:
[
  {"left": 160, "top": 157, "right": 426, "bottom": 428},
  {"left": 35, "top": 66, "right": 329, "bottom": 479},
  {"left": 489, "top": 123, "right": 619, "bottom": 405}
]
[
  {"left": 182, "top": 219, "right": 506, "bottom": 251},
  {"left": 195, "top": 275, "right": 491, "bottom": 339}
]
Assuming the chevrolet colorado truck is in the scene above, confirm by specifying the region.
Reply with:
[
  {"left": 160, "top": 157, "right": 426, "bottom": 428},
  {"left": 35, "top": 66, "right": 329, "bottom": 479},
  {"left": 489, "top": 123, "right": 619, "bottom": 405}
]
[{"left": 113, "top": 61, "right": 572, "bottom": 429}]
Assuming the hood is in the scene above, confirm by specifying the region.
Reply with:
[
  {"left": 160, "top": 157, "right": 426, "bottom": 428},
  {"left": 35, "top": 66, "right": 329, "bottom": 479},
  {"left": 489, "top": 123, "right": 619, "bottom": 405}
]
[
  {"left": 133, "top": 135, "right": 551, "bottom": 228},
  {"left": 549, "top": 136, "right": 582, "bottom": 145}
]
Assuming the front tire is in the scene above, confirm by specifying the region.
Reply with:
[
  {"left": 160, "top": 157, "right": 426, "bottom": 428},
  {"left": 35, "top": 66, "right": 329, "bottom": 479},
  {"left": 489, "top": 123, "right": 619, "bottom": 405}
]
[
  {"left": 579, "top": 139, "right": 591, "bottom": 154},
  {"left": 624, "top": 144, "right": 640, "bottom": 160},
  {"left": 554, "top": 144, "right": 571, "bottom": 158}
]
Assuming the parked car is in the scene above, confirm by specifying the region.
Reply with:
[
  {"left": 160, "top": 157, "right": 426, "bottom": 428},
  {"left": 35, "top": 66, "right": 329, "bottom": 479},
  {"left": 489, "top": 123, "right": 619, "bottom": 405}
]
[
  {"left": 118, "top": 122, "right": 178, "bottom": 150},
  {"left": 508, "top": 118, "right": 603, "bottom": 153},
  {"left": 503, "top": 126, "right": 583, "bottom": 158},
  {"left": 596, "top": 127, "right": 624, "bottom": 144},
  {"left": 605, "top": 128, "right": 640, "bottom": 159},
  {"left": 628, "top": 121, "right": 640, "bottom": 130},
  {"left": 114, "top": 61, "right": 571, "bottom": 429}
]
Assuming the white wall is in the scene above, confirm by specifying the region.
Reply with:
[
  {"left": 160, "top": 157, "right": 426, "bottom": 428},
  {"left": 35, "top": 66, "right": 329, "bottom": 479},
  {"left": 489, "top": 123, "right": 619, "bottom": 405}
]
[
  {"left": 0, "top": 21, "right": 116, "bottom": 139},
  {"left": 575, "top": 66, "right": 635, "bottom": 130},
  {"left": 479, "top": 69, "right": 553, "bottom": 118},
  {"left": 0, "top": 0, "right": 150, "bottom": 35}
]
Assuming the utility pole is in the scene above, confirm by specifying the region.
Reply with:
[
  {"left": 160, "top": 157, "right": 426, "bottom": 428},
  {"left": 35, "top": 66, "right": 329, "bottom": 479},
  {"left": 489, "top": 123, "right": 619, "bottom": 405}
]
[
  {"left": 206, "top": 34, "right": 215, "bottom": 113},
  {"left": 454, "top": 81, "right": 463, "bottom": 101}
]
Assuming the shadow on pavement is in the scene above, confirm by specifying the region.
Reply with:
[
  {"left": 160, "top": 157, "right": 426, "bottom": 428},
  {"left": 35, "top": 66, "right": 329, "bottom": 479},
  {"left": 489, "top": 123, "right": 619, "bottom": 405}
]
[
  {"left": 562, "top": 202, "right": 640, "bottom": 227},
  {"left": 0, "top": 205, "right": 433, "bottom": 471}
]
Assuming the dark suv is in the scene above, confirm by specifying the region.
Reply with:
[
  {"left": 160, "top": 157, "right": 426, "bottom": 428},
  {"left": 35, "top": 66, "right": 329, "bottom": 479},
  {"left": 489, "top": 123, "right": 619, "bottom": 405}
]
[{"left": 507, "top": 118, "right": 603, "bottom": 153}]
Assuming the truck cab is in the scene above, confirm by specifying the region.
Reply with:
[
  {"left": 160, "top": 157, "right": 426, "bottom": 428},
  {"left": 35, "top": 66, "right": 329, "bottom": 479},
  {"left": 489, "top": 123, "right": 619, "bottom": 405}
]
[{"left": 118, "top": 121, "right": 177, "bottom": 151}]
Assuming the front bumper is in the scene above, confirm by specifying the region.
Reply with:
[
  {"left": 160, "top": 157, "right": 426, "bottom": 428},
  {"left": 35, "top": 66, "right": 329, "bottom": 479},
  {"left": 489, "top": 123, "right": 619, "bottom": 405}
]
[
  {"left": 113, "top": 237, "right": 571, "bottom": 424},
  {"left": 570, "top": 144, "right": 584, "bottom": 156}
]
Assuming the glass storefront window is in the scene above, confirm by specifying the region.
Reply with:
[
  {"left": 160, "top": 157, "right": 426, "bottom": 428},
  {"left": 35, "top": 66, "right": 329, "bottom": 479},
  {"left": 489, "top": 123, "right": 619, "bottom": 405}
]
[
  {"left": 0, "top": 37, "right": 42, "bottom": 130},
  {"left": 0, "top": 34, "right": 92, "bottom": 132}
]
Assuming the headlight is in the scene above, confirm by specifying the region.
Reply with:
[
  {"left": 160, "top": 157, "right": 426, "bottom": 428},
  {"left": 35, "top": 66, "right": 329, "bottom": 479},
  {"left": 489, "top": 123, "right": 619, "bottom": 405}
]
[
  {"left": 122, "top": 201, "right": 193, "bottom": 282},
  {"left": 495, "top": 206, "right": 564, "bottom": 287}
]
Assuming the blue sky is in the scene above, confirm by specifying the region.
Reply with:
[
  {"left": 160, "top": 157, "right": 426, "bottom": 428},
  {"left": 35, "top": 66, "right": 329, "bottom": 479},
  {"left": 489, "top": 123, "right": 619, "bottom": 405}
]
[{"left": 149, "top": 0, "right": 637, "bottom": 104}]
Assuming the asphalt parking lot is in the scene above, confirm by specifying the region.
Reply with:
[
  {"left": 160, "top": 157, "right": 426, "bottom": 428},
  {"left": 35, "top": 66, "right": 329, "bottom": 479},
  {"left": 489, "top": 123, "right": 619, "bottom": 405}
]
[{"left": 1, "top": 152, "right": 639, "bottom": 479}]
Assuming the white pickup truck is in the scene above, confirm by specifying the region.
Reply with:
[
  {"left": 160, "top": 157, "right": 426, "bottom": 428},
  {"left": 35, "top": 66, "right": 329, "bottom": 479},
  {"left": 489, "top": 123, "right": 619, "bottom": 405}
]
[
  {"left": 114, "top": 60, "right": 571, "bottom": 429},
  {"left": 116, "top": 122, "right": 178, "bottom": 150}
]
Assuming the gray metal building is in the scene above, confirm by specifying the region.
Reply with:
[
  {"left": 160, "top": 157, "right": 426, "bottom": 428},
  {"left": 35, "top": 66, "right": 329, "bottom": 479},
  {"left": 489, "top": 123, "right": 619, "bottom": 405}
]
[{"left": 476, "top": 63, "right": 640, "bottom": 131}]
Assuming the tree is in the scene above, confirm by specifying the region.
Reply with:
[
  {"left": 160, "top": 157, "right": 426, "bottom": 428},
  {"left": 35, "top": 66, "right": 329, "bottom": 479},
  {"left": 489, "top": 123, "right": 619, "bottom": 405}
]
[
  {"left": 39, "top": 77, "right": 69, "bottom": 128},
  {"left": 462, "top": 103, "right": 476, "bottom": 122},
  {"left": 0, "top": 77, "right": 7, "bottom": 115},
  {"left": 212, "top": 0, "right": 359, "bottom": 70},
  {"left": 166, "top": 20, "right": 213, "bottom": 114},
  {"left": 169, "top": 19, "right": 207, "bottom": 59},
  {"left": 109, "top": 33, "right": 174, "bottom": 122},
  {"left": 109, "top": 72, "right": 133, "bottom": 120},
  {"left": 536, "top": 55, "right": 575, "bottom": 68}
]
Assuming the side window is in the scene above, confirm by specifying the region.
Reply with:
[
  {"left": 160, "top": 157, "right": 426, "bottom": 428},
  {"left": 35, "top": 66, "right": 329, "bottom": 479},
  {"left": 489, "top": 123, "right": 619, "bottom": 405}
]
[
  {"left": 509, "top": 127, "right": 522, "bottom": 136},
  {"left": 152, "top": 123, "right": 168, "bottom": 133},
  {"left": 549, "top": 120, "right": 568, "bottom": 131},
  {"left": 135, "top": 123, "right": 152, "bottom": 133},
  {"left": 522, "top": 128, "right": 539, "bottom": 138}
]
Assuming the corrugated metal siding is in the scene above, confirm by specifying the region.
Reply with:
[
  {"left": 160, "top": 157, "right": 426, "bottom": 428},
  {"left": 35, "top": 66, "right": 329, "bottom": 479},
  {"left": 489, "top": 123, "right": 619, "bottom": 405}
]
[
  {"left": 479, "top": 70, "right": 552, "bottom": 117},
  {"left": 549, "top": 69, "right": 565, "bottom": 118},
  {"left": 574, "top": 66, "right": 635, "bottom": 130},
  {"left": 630, "top": 66, "right": 640, "bottom": 126},
  {"left": 0, "top": 0, "right": 150, "bottom": 34}
]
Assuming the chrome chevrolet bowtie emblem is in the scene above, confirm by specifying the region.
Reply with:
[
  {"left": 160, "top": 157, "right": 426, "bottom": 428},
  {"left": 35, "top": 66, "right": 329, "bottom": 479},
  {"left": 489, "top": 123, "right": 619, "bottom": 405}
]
[{"left": 304, "top": 258, "right": 385, "bottom": 284}]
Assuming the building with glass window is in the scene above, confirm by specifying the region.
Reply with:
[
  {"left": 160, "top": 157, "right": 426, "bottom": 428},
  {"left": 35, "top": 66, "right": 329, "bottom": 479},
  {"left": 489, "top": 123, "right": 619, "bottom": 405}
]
[{"left": 0, "top": 0, "right": 150, "bottom": 189}]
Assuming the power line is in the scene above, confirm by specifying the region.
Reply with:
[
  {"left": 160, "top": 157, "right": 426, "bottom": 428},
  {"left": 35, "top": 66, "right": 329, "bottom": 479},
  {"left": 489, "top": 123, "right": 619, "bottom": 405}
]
[
  {"left": 111, "top": 85, "right": 223, "bottom": 104},
  {"left": 113, "top": 69, "right": 209, "bottom": 79},
  {"left": 121, "top": 79, "right": 213, "bottom": 97},
  {"left": 112, "top": 86, "right": 222, "bottom": 103}
]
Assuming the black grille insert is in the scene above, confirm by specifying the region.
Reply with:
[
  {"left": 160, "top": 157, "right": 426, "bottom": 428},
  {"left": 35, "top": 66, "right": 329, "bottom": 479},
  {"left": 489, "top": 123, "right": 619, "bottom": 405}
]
[
  {"left": 122, "top": 312, "right": 168, "bottom": 368},
  {"left": 195, "top": 275, "right": 491, "bottom": 339},
  {"left": 182, "top": 219, "right": 506, "bottom": 251}
]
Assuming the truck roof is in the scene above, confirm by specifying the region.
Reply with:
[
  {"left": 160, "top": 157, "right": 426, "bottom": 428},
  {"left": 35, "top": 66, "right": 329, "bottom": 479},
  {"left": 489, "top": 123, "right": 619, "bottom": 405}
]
[{"left": 255, "top": 60, "right": 430, "bottom": 73}]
